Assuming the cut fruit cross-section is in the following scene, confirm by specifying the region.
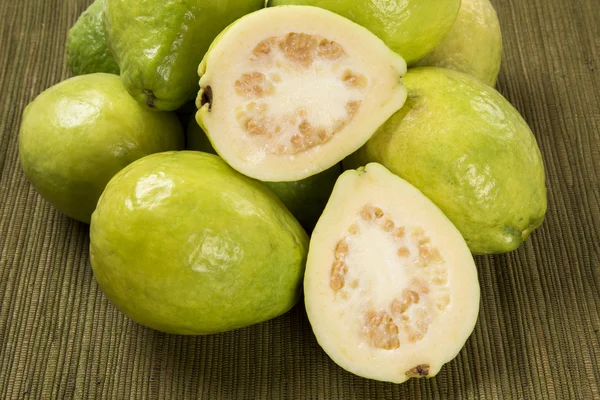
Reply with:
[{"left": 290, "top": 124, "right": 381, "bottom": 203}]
[
  {"left": 304, "top": 163, "right": 480, "bottom": 384},
  {"left": 195, "top": 6, "right": 407, "bottom": 182}
]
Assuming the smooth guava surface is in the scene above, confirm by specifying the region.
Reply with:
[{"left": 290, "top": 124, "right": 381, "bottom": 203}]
[
  {"left": 263, "top": 165, "right": 341, "bottom": 232},
  {"left": 19, "top": 73, "right": 183, "bottom": 223},
  {"left": 186, "top": 118, "right": 341, "bottom": 232},
  {"left": 416, "top": 0, "right": 503, "bottom": 86},
  {"left": 90, "top": 151, "right": 309, "bottom": 334},
  {"left": 104, "top": 0, "right": 264, "bottom": 110},
  {"left": 344, "top": 68, "right": 547, "bottom": 254},
  {"left": 268, "top": 0, "right": 460, "bottom": 65},
  {"left": 67, "top": 0, "right": 120, "bottom": 76}
]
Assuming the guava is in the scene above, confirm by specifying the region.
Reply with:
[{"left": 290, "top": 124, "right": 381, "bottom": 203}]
[
  {"left": 263, "top": 167, "right": 341, "bottom": 232},
  {"left": 185, "top": 117, "right": 216, "bottom": 155},
  {"left": 90, "top": 151, "right": 309, "bottom": 334},
  {"left": 304, "top": 163, "right": 480, "bottom": 384},
  {"left": 268, "top": 0, "right": 460, "bottom": 65},
  {"left": 416, "top": 0, "right": 503, "bottom": 86},
  {"left": 103, "top": 0, "right": 264, "bottom": 111},
  {"left": 66, "top": 0, "right": 119, "bottom": 76},
  {"left": 196, "top": 6, "right": 407, "bottom": 181},
  {"left": 18, "top": 73, "right": 183, "bottom": 223},
  {"left": 186, "top": 118, "right": 341, "bottom": 231},
  {"left": 344, "top": 67, "right": 547, "bottom": 254}
]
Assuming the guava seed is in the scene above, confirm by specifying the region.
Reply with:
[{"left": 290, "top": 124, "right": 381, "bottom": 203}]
[
  {"left": 365, "top": 311, "right": 400, "bottom": 350},
  {"left": 317, "top": 39, "right": 344, "bottom": 60},
  {"left": 398, "top": 247, "right": 410, "bottom": 257},
  {"left": 279, "top": 32, "right": 318, "bottom": 66}
]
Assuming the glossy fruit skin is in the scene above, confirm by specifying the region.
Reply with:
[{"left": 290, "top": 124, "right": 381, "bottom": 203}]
[
  {"left": 268, "top": 0, "right": 460, "bottom": 65},
  {"left": 186, "top": 118, "right": 341, "bottom": 232},
  {"left": 18, "top": 73, "right": 183, "bottom": 223},
  {"left": 263, "top": 166, "right": 341, "bottom": 233},
  {"left": 104, "top": 0, "right": 264, "bottom": 111},
  {"left": 344, "top": 67, "right": 547, "bottom": 254},
  {"left": 90, "top": 151, "right": 309, "bottom": 335},
  {"left": 67, "top": 0, "right": 120, "bottom": 76},
  {"left": 416, "top": 0, "right": 503, "bottom": 86}
]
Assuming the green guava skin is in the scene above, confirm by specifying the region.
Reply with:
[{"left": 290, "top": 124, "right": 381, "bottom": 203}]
[
  {"left": 186, "top": 119, "right": 341, "bottom": 232},
  {"left": 416, "top": 0, "right": 503, "bottom": 86},
  {"left": 344, "top": 67, "right": 547, "bottom": 254},
  {"left": 90, "top": 151, "right": 309, "bottom": 335},
  {"left": 263, "top": 167, "right": 341, "bottom": 233},
  {"left": 185, "top": 117, "right": 215, "bottom": 155},
  {"left": 66, "top": 0, "right": 120, "bottom": 76},
  {"left": 267, "top": 0, "right": 460, "bottom": 65},
  {"left": 18, "top": 73, "right": 184, "bottom": 223},
  {"left": 104, "top": 0, "right": 264, "bottom": 111}
]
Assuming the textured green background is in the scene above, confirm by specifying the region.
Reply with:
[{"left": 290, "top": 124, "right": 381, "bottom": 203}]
[{"left": 0, "top": 0, "right": 599, "bottom": 398}]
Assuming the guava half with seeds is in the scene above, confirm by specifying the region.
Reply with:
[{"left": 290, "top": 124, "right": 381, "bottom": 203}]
[
  {"left": 195, "top": 5, "right": 407, "bottom": 182},
  {"left": 416, "top": 0, "right": 503, "bottom": 86},
  {"left": 268, "top": 0, "right": 461, "bottom": 66},
  {"left": 304, "top": 163, "right": 480, "bottom": 384},
  {"left": 90, "top": 151, "right": 308, "bottom": 334},
  {"left": 344, "top": 67, "right": 547, "bottom": 254},
  {"left": 186, "top": 118, "right": 341, "bottom": 231}
]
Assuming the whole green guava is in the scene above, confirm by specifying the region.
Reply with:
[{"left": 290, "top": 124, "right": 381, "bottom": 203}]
[
  {"left": 104, "top": 0, "right": 264, "bottom": 111},
  {"left": 344, "top": 67, "right": 547, "bottom": 254},
  {"left": 19, "top": 73, "right": 183, "bottom": 223},
  {"left": 268, "top": 0, "right": 460, "bottom": 65},
  {"left": 416, "top": 0, "right": 503, "bottom": 86},
  {"left": 186, "top": 119, "right": 341, "bottom": 232},
  {"left": 66, "top": 0, "right": 119, "bottom": 76},
  {"left": 90, "top": 151, "right": 309, "bottom": 334}
]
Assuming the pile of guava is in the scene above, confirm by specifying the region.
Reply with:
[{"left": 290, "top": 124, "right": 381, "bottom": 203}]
[{"left": 18, "top": 0, "right": 546, "bottom": 385}]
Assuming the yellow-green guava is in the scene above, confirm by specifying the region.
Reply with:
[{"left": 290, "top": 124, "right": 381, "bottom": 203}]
[
  {"left": 103, "top": 0, "right": 264, "bottom": 111},
  {"left": 195, "top": 5, "right": 407, "bottom": 181},
  {"left": 268, "top": 0, "right": 460, "bottom": 65},
  {"left": 90, "top": 151, "right": 309, "bottom": 334},
  {"left": 186, "top": 118, "right": 341, "bottom": 232},
  {"left": 305, "top": 163, "right": 479, "bottom": 383},
  {"left": 66, "top": 0, "right": 119, "bottom": 76},
  {"left": 18, "top": 73, "right": 183, "bottom": 223},
  {"left": 416, "top": 0, "right": 503, "bottom": 86},
  {"left": 344, "top": 67, "right": 547, "bottom": 254}
]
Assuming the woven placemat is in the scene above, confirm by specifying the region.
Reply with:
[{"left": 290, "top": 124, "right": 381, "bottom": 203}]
[{"left": 1, "top": 0, "right": 599, "bottom": 398}]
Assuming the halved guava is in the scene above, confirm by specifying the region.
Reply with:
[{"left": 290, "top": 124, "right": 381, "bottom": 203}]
[
  {"left": 195, "top": 6, "right": 407, "bottom": 181},
  {"left": 304, "top": 163, "right": 480, "bottom": 384}
]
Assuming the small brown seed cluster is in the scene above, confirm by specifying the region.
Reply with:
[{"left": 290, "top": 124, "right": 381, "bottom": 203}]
[
  {"left": 234, "top": 33, "right": 368, "bottom": 156},
  {"left": 234, "top": 72, "right": 274, "bottom": 98},
  {"left": 342, "top": 70, "right": 367, "bottom": 88},
  {"left": 364, "top": 310, "right": 400, "bottom": 350},
  {"left": 236, "top": 102, "right": 271, "bottom": 138},
  {"left": 254, "top": 33, "right": 346, "bottom": 67},
  {"left": 251, "top": 38, "right": 276, "bottom": 59},
  {"left": 279, "top": 33, "right": 318, "bottom": 66},
  {"left": 317, "top": 39, "right": 344, "bottom": 60},
  {"left": 329, "top": 239, "right": 349, "bottom": 291}
]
